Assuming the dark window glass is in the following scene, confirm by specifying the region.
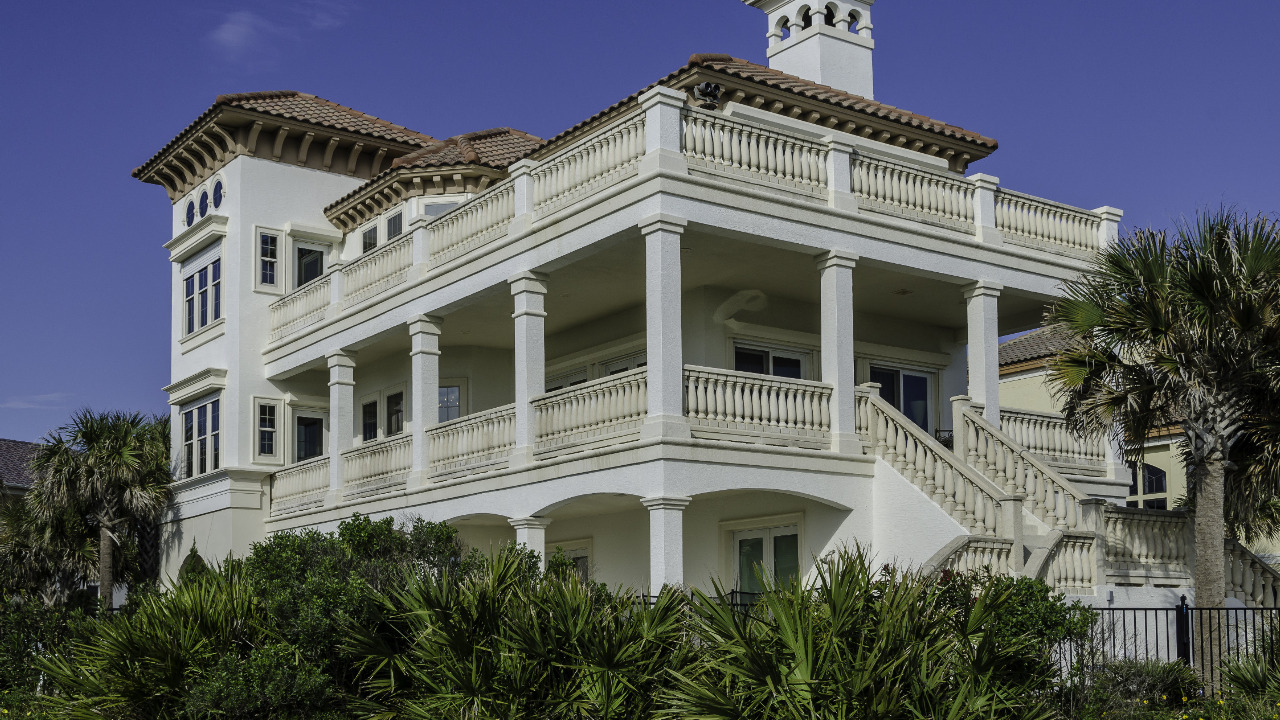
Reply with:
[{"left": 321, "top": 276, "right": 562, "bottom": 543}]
[
  {"left": 184, "top": 276, "right": 196, "bottom": 334},
  {"left": 737, "top": 537, "right": 765, "bottom": 595},
  {"left": 1128, "top": 463, "right": 1139, "bottom": 496},
  {"left": 297, "top": 247, "right": 324, "bottom": 286},
  {"left": 773, "top": 533, "right": 800, "bottom": 587},
  {"left": 199, "top": 192, "right": 209, "bottom": 217},
  {"left": 259, "top": 404, "right": 276, "bottom": 456},
  {"left": 297, "top": 417, "right": 323, "bottom": 460},
  {"left": 572, "top": 555, "right": 589, "bottom": 582},
  {"left": 198, "top": 268, "right": 209, "bottom": 327},
  {"left": 186, "top": 202, "right": 195, "bottom": 226},
  {"left": 212, "top": 181, "right": 224, "bottom": 208},
  {"left": 362, "top": 402, "right": 378, "bottom": 442},
  {"left": 260, "top": 234, "right": 278, "bottom": 285},
  {"left": 1143, "top": 464, "right": 1167, "bottom": 495},
  {"left": 439, "top": 386, "right": 461, "bottom": 423},
  {"left": 1143, "top": 498, "right": 1168, "bottom": 510},
  {"left": 386, "top": 392, "right": 404, "bottom": 435},
  {"left": 772, "top": 356, "right": 802, "bottom": 379},
  {"left": 211, "top": 260, "right": 221, "bottom": 320},
  {"left": 1126, "top": 500, "right": 1139, "bottom": 508},
  {"left": 386, "top": 213, "right": 403, "bottom": 240},
  {"left": 362, "top": 227, "right": 378, "bottom": 253},
  {"left": 210, "top": 400, "right": 219, "bottom": 433},
  {"left": 734, "top": 348, "right": 768, "bottom": 375},
  {"left": 902, "top": 373, "right": 930, "bottom": 433},
  {"left": 869, "top": 366, "right": 898, "bottom": 408}
]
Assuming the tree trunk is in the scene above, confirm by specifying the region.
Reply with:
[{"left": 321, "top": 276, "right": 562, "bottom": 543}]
[
  {"left": 99, "top": 523, "right": 114, "bottom": 610},
  {"left": 1191, "top": 456, "right": 1227, "bottom": 683}
]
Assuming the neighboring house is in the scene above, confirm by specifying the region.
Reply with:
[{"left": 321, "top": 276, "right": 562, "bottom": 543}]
[
  {"left": 999, "top": 326, "right": 1280, "bottom": 567},
  {"left": 131, "top": 0, "right": 1279, "bottom": 608},
  {"left": 0, "top": 438, "right": 38, "bottom": 498}
]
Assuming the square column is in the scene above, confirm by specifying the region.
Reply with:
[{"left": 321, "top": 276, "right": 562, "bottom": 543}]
[
  {"left": 509, "top": 516, "right": 552, "bottom": 570},
  {"left": 641, "top": 214, "right": 690, "bottom": 439},
  {"left": 408, "top": 315, "right": 442, "bottom": 482},
  {"left": 510, "top": 271, "right": 549, "bottom": 462},
  {"left": 326, "top": 350, "right": 356, "bottom": 503},
  {"left": 962, "top": 281, "right": 1002, "bottom": 424},
  {"left": 641, "top": 496, "right": 691, "bottom": 590},
  {"left": 817, "top": 250, "right": 862, "bottom": 454}
]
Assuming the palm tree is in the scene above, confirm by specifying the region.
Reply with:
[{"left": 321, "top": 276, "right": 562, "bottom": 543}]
[
  {"left": 28, "top": 410, "right": 173, "bottom": 606},
  {"left": 0, "top": 492, "right": 97, "bottom": 604},
  {"left": 1048, "top": 209, "right": 1280, "bottom": 611}
]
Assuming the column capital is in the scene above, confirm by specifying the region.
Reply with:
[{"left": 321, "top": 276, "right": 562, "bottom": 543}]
[
  {"left": 639, "top": 213, "right": 687, "bottom": 237},
  {"left": 962, "top": 280, "right": 1003, "bottom": 300},
  {"left": 508, "top": 270, "right": 549, "bottom": 296},
  {"left": 821, "top": 135, "right": 857, "bottom": 154},
  {"left": 508, "top": 158, "right": 537, "bottom": 177},
  {"left": 508, "top": 516, "right": 553, "bottom": 531},
  {"left": 1093, "top": 206, "right": 1124, "bottom": 222},
  {"left": 966, "top": 173, "right": 1001, "bottom": 190},
  {"left": 637, "top": 85, "right": 687, "bottom": 111},
  {"left": 407, "top": 314, "right": 443, "bottom": 336},
  {"left": 815, "top": 249, "right": 859, "bottom": 271},
  {"left": 325, "top": 350, "right": 356, "bottom": 369},
  {"left": 641, "top": 495, "right": 692, "bottom": 511}
]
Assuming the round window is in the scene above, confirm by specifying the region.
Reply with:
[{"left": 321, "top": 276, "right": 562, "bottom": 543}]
[
  {"left": 212, "top": 180, "right": 224, "bottom": 208},
  {"left": 199, "top": 192, "right": 209, "bottom": 217},
  {"left": 185, "top": 201, "right": 196, "bottom": 226}
]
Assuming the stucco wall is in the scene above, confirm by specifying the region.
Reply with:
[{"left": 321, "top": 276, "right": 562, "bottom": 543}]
[{"left": 998, "top": 369, "right": 1060, "bottom": 414}]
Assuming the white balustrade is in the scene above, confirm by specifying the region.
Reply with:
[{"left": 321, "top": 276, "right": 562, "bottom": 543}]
[
  {"left": 428, "top": 179, "right": 516, "bottom": 263},
  {"left": 426, "top": 404, "right": 516, "bottom": 475},
  {"left": 959, "top": 403, "right": 1086, "bottom": 531},
  {"left": 342, "top": 434, "right": 412, "bottom": 494},
  {"left": 1044, "top": 533, "right": 1097, "bottom": 595},
  {"left": 683, "top": 366, "right": 831, "bottom": 443},
  {"left": 1103, "top": 506, "right": 1192, "bottom": 578},
  {"left": 682, "top": 108, "right": 828, "bottom": 196},
  {"left": 268, "top": 275, "right": 331, "bottom": 342},
  {"left": 343, "top": 234, "right": 413, "bottom": 307},
  {"left": 851, "top": 154, "right": 975, "bottom": 230},
  {"left": 994, "top": 188, "right": 1101, "bottom": 256},
  {"left": 943, "top": 537, "right": 1014, "bottom": 574},
  {"left": 857, "top": 388, "right": 1008, "bottom": 537},
  {"left": 270, "top": 456, "right": 330, "bottom": 514},
  {"left": 534, "top": 368, "right": 647, "bottom": 451},
  {"left": 532, "top": 112, "right": 646, "bottom": 218},
  {"left": 1226, "top": 540, "right": 1280, "bottom": 609},
  {"left": 1001, "top": 407, "right": 1107, "bottom": 468}
]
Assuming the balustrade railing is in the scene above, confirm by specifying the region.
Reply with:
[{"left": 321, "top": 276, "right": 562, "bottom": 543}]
[
  {"left": 269, "top": 275, "right": 331, "bottom": 342},
  {"left": 342, "top": 433, "right": 412, "bottom": 494},
  {"left": 851, "top": 154, "right": 975, "bottom": 230},
  {"left": 428, "top": 179, "right": 516, "bottom": 263},
  {"left": 1227, "top": 540, "right": 1280, "bottom": 609},
  {"left": 942, "top": 537, "right": 1014, "bottom": 574},
  {"left": 343, "top": 233, "right": 413, "bottom": 306},
  {"left": 426, "top": 404, "right": 516, "bottom": 475},
  {"left": 857, "top": 388, "right": 1008, "bottom": 537},
  {"left": 270, "top": 455, "right": 330, "bottom": 514},
  {"left": 1000, "top": 407, "right": 1107, "bottom": 468},
  {"left": 1043, "top": 532, "right": 1098, "bottom": 595},
  {"left": 682, "top": 108, "right": 828, "bottom": 196},
  {"left": 683, "top": 366, "right": 831, "bottom": 444},
  {"left": 994, "top": 188, "right": 1101, "bottom": 256},
  {"left": 958, "top": 402, "right": 1087, "bottom": 531},
  {"left": 1104, "top": 506, "right": 1192, "bottom": 578},
  {"left": 534, "top": 368, "right": 647, "bottom": 451},
  {"left": 533, "top": 112, "right": 646, "bottom": 219}
]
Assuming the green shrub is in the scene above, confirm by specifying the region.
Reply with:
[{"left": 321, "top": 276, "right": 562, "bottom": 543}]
[{"left": 184, "top": 643, "right": 341, "bottom": 720}]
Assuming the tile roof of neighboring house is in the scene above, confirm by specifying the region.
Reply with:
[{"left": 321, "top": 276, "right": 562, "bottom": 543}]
[
  {"left": 999, "top": 325, "right": 1077, "bottom": 367},
  {"left": 134, "top": 91, "right": 436, "bottom": 179},
  {"left": 391, "top": 128, "right": 544, "bottom": 171},
  {"left": 0, "top": 438, "right": 38, "bottom": 490}
]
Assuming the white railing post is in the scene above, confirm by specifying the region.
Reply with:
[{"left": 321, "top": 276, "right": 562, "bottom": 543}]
[
  {"left": 642, "top": 496, "right": 691, "bottom": 590},
  {"left": 817, "top": 250, "right": 862, "bottom": 453},
  {"left": 951, "top": 395, "right": 972, "bottom": 461},
  {"left": 328, "top": 263, "right": 345, "bottom": 305},
  {"left": 641, "top": 214, "right": 690, "bottom": 439},
  {"left": 638, "top": 86, "right": 687, "bottom": 176},
  {"left": 1094, "top": 206, "right": 1124, "bottom": 253},
  {"left": 325, "top": 350, "right": 356, "bottom": 504},
  {"left": 823, "top": 136, "right": 857, "bottom": 212},
  {"left": 509, "top": 516, "right": 552, "bottom": 570},
  {"left": 509, "top": 158, "right": 536, "bottom": 235},
  {"left": 1001, "top": 496, "right": 1026, "bottom": 574},
  {"left": 968, "top": 173, "right": 1001, "bottom": 245},
  {"left": 510, "top": 271, "right": 549, "bottom": 464},
  {"left": 962, "top": 281, "right": 1002, "bottom": 424},
  {"left": 408, "top": 314, "right": 442, "bottom": 486}
]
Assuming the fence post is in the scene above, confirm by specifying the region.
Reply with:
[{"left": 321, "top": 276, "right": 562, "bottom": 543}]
[{"left": 1175, "top": 594, "right": 1192, "bottom": 666}]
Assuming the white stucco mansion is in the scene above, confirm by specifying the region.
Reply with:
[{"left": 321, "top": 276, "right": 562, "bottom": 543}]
[{"left": 136, "top": 0, "right": 1280, "bottom": 608}]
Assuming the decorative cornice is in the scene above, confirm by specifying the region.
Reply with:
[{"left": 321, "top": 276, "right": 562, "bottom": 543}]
[
  {"left": 322, "top": 164, "right": 506, "bottom": 233},
  {"left": 163, "top": 368, "right": 228, "bottom": 406},
  {"left": 165, "top": 213, "right": 228, "bottom": 263}
]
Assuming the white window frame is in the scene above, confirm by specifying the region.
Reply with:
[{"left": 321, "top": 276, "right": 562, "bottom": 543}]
[
  {"left": 180, "top": 393, "right": 222, "bottom": 479},
  {"left": 385, "top": 206, "right": 406, "bottom": 243},
  {"left": 182, "top": 257, "right": 222, "bottom": 338},
  {"left": 253, "top": 397, "right": 284, "bottom": 466},
  {"left": 866, "top": 362, "right": 937, "bottom": 434},
  {"left": 720, "top": 513, "right": 805, "bottom": 593},
  {"left": 360, "top": 222, "right": 379, "bottom": 254},
  {"left": 438, "top": 377, "right": 469, "bottom": 423},
  {"left": 291, "top": 406, "right": 328, "bottom": 463},
  {"left": 255, "top": 227, "right": 283, "bottom": 294},
  {"left": 547, "top": 538, "right": 593, "bottom": 581},
  {"left": 294, "top": 240, "right": 328, "bottom": 289},
  {"left": 730, "top": 339, "right": 813, "bottom": 380},
  {"left": 601, "top": 351, "right": 647, "bottom": 376},
  {"left": 356, "top": 384, "right": 408, "bottom": 444},
  {"left": 546, "top": 368, "right": 589, "bottom": 392}
]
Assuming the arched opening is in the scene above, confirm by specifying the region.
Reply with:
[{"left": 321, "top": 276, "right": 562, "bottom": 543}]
[
  {"left": 848, "top": 9, "right": 862, "bottom": 33},
  {"left": 775, "top": 15, "right": 791, "bottom": 41}
]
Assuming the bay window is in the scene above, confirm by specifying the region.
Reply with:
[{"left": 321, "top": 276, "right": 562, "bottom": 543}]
[
  {"left": 183, "top": 259, "right": 221, "bottom": 335},
  {"left": 182, "top": 397, "right": 220, "bottom": 478}
]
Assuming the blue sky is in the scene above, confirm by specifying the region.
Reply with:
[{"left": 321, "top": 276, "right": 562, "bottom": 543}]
[{"left": 1, "top": 0, "right": 1277, "bottom": 442}]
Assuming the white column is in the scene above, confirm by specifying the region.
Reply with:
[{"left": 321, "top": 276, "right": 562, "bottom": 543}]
[
  {"left": 326, "top": 350, "right": 356, "bottom": 502},
  {"left": 510, "top": 271, "right": 549, "bottom": 462},
  {"left": 1094, "top": 206, "right": 1124, "bottom": 252},
  {"left": 816, "top": 250, "right": 862, "bottom": 453},
  {"left": 968, "top": 173, "right": 1001, "bottom": 245},
  {"left": 641, "top": 496, "right": 691, "bottom": 590},
  {"left": 509, "top": 516, "right": 552, "bottom": 569},
  {"left": 640, "top": 214, "right": 689, "bottom": 439},
  {"left": 408, "top": 315, "right": 442, "bottom": 483},
  {"left": 638, "top": 86, "right": 688, "bottom": 176},
  {"left": 962, "top": 281, "right": 1002, "bottom": 424},
  {"left": 823, "top": 136, "right": 857, "bottom": 212}
]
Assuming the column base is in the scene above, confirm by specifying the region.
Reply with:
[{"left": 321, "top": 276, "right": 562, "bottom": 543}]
[
  {"left": 828, "top": 191, "right": 859, "bottom": 213},
  {"left": 640, "top": 415, "right": 692, "bottom": 440},
  {"left": 639, "top": 149, "right": 688, "bottom": 177},
  {"left": 975, "top": 227, "right": 1006, "bottom": 246},
  {"left": 323, "top": 488, "right": 343, "bottom": 507},
  {"left": 510, "top": 445, "right": 538, "bottom": 468},
  {"left": 830, "top": 432, "right": 865, "bottom": 455}
]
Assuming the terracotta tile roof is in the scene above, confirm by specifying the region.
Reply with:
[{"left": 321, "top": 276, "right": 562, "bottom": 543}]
[
  {"left": 0, "top": 438, "right": 38, "bottom": 490},
  {"left": 391, "top": 128, "right": 544, "bottom": 171},
  {"left": 1000, "top": 325, "right": 1077, "bottom": 366}
]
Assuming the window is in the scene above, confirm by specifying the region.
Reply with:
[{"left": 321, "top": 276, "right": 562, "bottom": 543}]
[
  {"left": 733, "top": 344, "right": 805, "bottom": 379},
  {"left": 386, "top": 392, "right": 404, "bottom": 436},
  {"left": 734, "top": 524, "right": 799, "bottom": 594},
  {"left": 199, "top": 191, "right": 209, "bottom": 218},
  {"left": 183, "top": 259, "right": 221, "bottom": 335},
  {"left": 296, "top": 416, "right": 324, "bottom": 461},
  {"left": 550, "top": 540, "right": 592, "bottom": 581},
  {"left": 362, "top": 226, "right": 378, "bottom": 253},
  {"left": 296, "top": 247, "right": 324, "bottom": 287},
  {"left": 439, "top": 386, "right": 461, "bottom": 422},
  {"left": 185, "top": 201, "right": 195, "bottom": 227},
  {"left": 260, "top": 233, "right": 278, "bottom": 286},
  {"left": 868, "top": 365, "right": 931, "bottom": 433},
  {"left": 182, "top": 398, "right": 220, "bottom": 478},
  {"left": 362, "top": 402, "right": 379, "bottom": 442},
  {"left": 386, "top": 212, "right": 403, "bottom": 241},
  {"left": 602, "top": 353, "right": 646, "bottom": 376},
  {"left": 258, "top": 404, "right": 277, "bottom": 457},
  {"left": 212, "top": 180, "right": 224, "bottom": 209},
  {"left": 546, "top": 369, "right": 588, "bottom": 392},
  {"left": 1142, "top": 464, "right": 1167, "bottom": 495},
  {"left": 1143, "top": 498, "right": 1168, "bottom": 510}
]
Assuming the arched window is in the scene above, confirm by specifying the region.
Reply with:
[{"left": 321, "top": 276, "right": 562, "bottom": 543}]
[
  {"left": 185, "top": 201, "right": 196, "bottom": 227},
  {"left": 212, "top": 180, "right": 224, "bottom": 209},
  {"left": 199, "top": 191, "right": 210, "bottom": 218}
]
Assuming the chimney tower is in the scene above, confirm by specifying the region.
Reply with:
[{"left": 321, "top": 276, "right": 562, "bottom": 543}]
[{"left": 742, "top": 0, "right": 876, "bottom": 99}]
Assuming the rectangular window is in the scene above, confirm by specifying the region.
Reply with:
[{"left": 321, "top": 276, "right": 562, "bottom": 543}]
[
  {"left": 1143, "top": 498, "right": 1168, "bottom": 510},
  {"left": 362, "top": 402, "right": 379, "bottom": 442},
  {"left": 258, "top": 404, "right": 277, "bottom": 456},
  {"left": 297, "top": 247, "right": 324, "bottom": 287},
  {"left": 868, "top": 365, "right": 932, "bottom": 433},
  {"left": 181, "top": 398, "right": 220, "bottom": 479},
  {"left": 362, "top": 226, "right": 378, "bottom": 253},
  {"left": 439, "top": 386, "right": 461, "bottom": 423},
  {"left": 184, "top": 275, "right": 196, "bottom": 334},
  {"left": 386, "top": 392, "right": 404, "bottom": 436},
  {"left": 260, "top": 233, "right": 278, "bottom": 285},
  {"left": 733, "top": 524, "right": 799, "bottom": 595},
  {"left": 386, "top": 212, "right": 403, "bottom": 241},
  {"left": 197, "top": 268, "right": 208, "bottom": 327},
  {"left": 733, "top": 344, "right": 806, "bottom": 380},
  {"left": 1142, "top": 464, "right": 1167, "bottom": 495},
  {"left": 296, "top": 416, "right": 324, "bottom": 461},
  {"left": 182, "top": 259, "right": 221, "bottom": 336}
]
